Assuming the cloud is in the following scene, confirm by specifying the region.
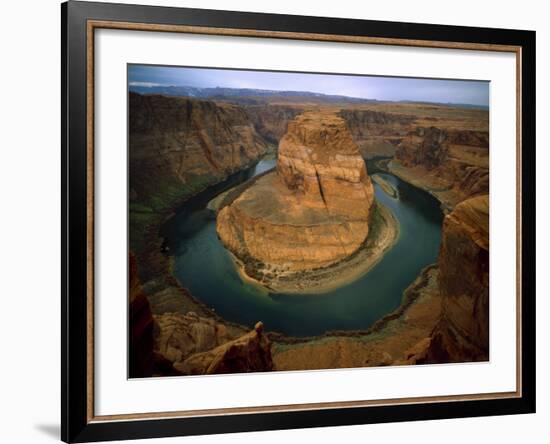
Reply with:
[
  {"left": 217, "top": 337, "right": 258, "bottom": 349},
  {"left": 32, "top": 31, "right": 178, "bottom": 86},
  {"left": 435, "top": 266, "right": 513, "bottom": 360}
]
[{"left": 128, "top": 65, "right": 489, "bottom": 107}]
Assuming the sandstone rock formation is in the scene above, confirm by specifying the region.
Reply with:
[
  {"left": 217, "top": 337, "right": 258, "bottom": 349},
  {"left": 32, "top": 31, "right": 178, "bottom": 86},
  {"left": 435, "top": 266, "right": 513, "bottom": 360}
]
[
  {"left": 216, "top": 111, "right": 375, "bottom": 276},
  {"left": 392, "top": 125, "right": 489, "bottom": 209},
  {"left": 128, "top": 92, "right": 491, "bottom": 375},
  {"left": 272, "top": 195, "right": 490, "bottom": 369},
  {"left": 129, "top": 93, "right": 268, "bottom": 209},
  {"left": 153, "top": 312, "right": 272, "bottom": 375},
  {"left": 396, "top": 126, "right": 449, "bottom": 169},
  {"left": 337, "top": 105, "right": 489, "bottom": 211},
  {"left": 277, "top": 112, "right": 375, "bottom": 219},
  {"left": 154, "top": 311, "right": 241, "bottom": 365},
  {"left": 273, "top": 190, "right": 490, "bottom": 369},
  {"left": 339, "top": 109, "right": 415, "bottom": 158},
  {"left": 245, "top": 104, "right": 302, "bottom": 144},
  {"left": 175, "top": 322, "right": 273, "bottom": 375},
  {"left": 425, "top": 194, "right": 489, "bottom": 362}
]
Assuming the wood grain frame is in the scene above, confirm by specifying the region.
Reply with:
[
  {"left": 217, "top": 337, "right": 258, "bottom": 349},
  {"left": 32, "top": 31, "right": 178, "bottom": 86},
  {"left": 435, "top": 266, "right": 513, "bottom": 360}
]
[{"left": 62, "top": 1, "right": 536, "bottom": 442}]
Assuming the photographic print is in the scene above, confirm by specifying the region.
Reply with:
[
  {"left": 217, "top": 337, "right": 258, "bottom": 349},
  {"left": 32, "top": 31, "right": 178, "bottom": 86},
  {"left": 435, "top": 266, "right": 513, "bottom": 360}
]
[
  {"left": 63, "top": 4, "right": 535, "bottom": 440},
  {"left": 128, "top": 64, "right": 490, "bottom": 378}
]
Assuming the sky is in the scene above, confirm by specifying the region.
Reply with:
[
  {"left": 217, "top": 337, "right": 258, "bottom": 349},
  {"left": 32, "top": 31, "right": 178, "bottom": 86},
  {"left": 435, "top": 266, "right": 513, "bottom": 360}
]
[{"left": 128, "top": 64, "right": 489, "bottom": 107}]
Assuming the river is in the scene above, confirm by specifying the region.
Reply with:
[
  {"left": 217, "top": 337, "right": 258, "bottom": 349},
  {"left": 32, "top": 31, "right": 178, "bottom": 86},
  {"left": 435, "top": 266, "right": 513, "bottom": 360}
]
[{"left": 161, "top": 158, "right": 443, "bottom": 337}]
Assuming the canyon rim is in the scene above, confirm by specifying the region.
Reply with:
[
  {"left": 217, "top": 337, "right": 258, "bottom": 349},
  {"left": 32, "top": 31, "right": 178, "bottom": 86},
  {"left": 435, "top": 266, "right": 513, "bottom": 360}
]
[{"left": 128, "top": 65, "right": 490, "bottom": 377}]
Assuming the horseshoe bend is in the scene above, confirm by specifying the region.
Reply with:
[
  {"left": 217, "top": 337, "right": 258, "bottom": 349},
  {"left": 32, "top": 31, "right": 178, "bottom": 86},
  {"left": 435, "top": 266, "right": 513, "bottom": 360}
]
[
  {"left": 216, "top": 111, "right": 399, "bottom": 292},
  {"left": 127, "top": 69, "right": 491, "bottom": 377}
]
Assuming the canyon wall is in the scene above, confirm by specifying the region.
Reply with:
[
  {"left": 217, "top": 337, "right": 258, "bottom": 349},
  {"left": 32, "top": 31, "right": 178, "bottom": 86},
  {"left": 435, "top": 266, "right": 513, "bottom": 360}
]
[
  {"left": 129, "top": 92, "right": 268, "bottom": 209},
  {"left": 271, "top": 193, "right": 489, "bottom": 369},
  {"left": 339, "top": 109, "right": 415, "bottom": 158},
  {"left": 245, "top": 104, "right": 302, "bottom": 144},
  {"left": 130, "top": 252, "right": 273, "bottom": 377},
  {"left": 128, "top": 93, "right": 276, "bottom": 376},
  {"left": 395, "top": 126, "right": 449, "bottom": 169},
  {"left": 128, "top": 94, "right": 491, "bottom": 373},
  {"left": 393, "top": 124, "right": 489, "bottom": 209},
  {"left": 390, "top": 193, "right": 490, "bottom": 365},
  {"left": 425, "top": 194, "right": 490, "bottom": 362}
]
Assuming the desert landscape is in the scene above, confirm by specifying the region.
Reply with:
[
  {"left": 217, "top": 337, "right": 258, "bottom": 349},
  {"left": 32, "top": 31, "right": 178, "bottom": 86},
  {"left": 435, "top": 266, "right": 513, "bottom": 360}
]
[{"left": 128, "top": 66, "right": 489, "bottom": 377}]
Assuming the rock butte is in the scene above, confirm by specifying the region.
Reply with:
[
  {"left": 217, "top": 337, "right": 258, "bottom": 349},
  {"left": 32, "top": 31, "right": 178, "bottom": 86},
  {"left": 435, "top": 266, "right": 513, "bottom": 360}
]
[{"left": 216, "top": 111, "right": 375, "bottom": 274}]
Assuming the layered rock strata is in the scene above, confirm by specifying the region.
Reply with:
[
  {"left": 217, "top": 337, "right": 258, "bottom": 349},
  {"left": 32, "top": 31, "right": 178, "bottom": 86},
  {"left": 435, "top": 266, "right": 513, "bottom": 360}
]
[
  {"left": 176, "top": 322, "right": 273, "bottom": 375},
  {"left": 129, "top": 95, "right": 491, "bottom": 374},
  {"left": 396, "top": 126, "right": 449, "bottom": 169},
  {"left": 245, "top": 104, "right": 302, "bottom": 144},
  {"left": 424, "top": 194, "right": 489, "bottom": 362},
  {"left": 216, "top": 111, "right": 375, "bottom": 276},
  {"left": 391, "top": 126, "right": 489, "bottom": 210},
  {"left": 374, "top": 194, "right": 489, "bottom": 366},
  {"left": 272, "top": 194, "right": 489, "bottom": 368},
  {"left": 129, "top": 92, "right": 268, "bottom": 209},
  {"left": 339, "top": 109, "right": 415, "bottom": 158},
  {"left": 153, "top": 312, "right": 273, "bottom": 375}
]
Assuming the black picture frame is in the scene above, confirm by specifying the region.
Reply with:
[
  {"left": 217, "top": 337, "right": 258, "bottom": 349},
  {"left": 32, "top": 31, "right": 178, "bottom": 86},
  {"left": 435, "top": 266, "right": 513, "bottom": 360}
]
[{"left": 62, "top": 1, "right": 536, "bottom": 442}]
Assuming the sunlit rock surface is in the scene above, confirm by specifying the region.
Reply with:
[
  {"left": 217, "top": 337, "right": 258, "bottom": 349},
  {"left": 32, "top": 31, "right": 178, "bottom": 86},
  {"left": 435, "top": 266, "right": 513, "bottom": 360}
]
[{"left": 217, "top": 111, "right": 375, "bottom": 273}]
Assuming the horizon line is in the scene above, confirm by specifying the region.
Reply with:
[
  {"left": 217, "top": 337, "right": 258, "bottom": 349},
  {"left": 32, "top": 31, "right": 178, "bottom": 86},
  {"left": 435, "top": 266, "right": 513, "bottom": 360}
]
[{"left": 128, "top": 82, "right": 490, "bottom": 108}]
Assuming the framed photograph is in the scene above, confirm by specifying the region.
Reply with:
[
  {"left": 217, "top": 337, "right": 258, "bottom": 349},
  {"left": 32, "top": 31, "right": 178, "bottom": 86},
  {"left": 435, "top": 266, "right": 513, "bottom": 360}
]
[{"left": 62, "top": 1, "right": 536, "bottom": 442}]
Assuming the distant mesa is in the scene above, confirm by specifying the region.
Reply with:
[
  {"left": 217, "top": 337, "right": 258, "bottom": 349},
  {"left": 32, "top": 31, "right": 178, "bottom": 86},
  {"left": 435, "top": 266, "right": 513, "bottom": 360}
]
[{"left": 216, "top": 111, "right": 376, "bottom": 282}]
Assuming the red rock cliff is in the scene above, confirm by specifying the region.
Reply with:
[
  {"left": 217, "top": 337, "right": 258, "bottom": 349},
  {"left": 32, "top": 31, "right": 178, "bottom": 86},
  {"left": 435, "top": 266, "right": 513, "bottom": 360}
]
[
  {"left": 426, "top": 194, "right": 489, "bottom": 362},
  {"left": 129, "top": 92, "right": 268, "bottom": 208}
]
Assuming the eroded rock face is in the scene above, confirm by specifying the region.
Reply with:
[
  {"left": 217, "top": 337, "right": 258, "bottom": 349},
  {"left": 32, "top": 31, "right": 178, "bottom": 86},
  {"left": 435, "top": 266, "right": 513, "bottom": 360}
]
[
  {"left": 457, "top": 165, "right": 489, "bottom": 197},
  {"left": 216, "top": 111, "right": 375, "bottom": 273},
  {"left": 277, "top": 112, "right": 375, "bottom": 219},
  {"left": 154, "top": 311, "right": 241, "bottom": 365},
  {"left": 393, "top": 126, "right": 489, "bottom": 207},
  {"left": 129, "top": 93, "right": 267, "bottom": 208},
  {"left": 245, "top": 104, "right": 302, "bottom": 144},
  {"left": 425, "top": 194, "right": 489, "bottom": 362},
  {"left": 175, "top": 322, "right": 273, "bottom": 375},
  {"left": 271, "top": 266, "right": 442, "bottom": 371},
  {"left": 396, "top": 127, "right": 449, "bottom": 170},
  {"left": 339, "top": 109, "right": 415, "bottom": 158},
  {"left": 154, "top": 313, "right": 272, "bottom": 375}
]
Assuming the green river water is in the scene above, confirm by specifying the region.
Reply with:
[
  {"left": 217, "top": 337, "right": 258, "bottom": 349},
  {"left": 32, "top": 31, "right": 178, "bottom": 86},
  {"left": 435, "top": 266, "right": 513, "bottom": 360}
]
[{"left": 161, "top": 159, "right": 443, "bottom": 337}]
